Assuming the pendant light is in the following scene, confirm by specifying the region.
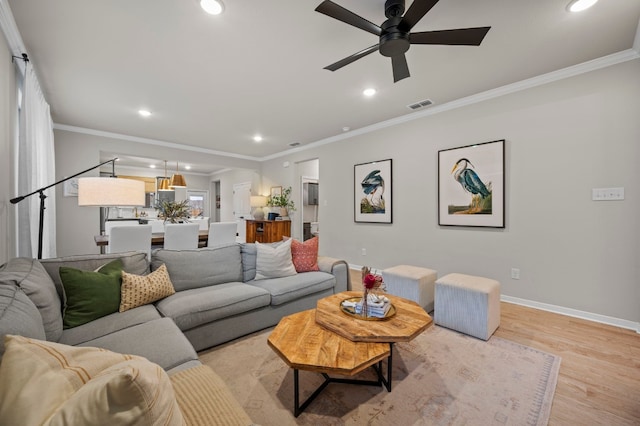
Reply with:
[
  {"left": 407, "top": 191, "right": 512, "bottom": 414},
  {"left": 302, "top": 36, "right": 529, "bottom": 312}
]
[
  {"left": 158, "top": 160, "right": 172, "bottom": 191},
  {"left": 169, "top": 161, "right": 187, "bottom": 188}
]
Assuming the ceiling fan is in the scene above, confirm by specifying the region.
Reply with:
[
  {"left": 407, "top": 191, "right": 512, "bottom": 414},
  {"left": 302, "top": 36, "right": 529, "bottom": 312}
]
[{"left": 315, "top": 0, "right": 491, "bottom": 83}]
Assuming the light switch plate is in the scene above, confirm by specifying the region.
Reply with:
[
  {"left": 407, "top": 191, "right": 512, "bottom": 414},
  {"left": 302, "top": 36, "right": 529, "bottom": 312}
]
[{"left": 592, "top": 187, "right": 624, "bottom": 201}]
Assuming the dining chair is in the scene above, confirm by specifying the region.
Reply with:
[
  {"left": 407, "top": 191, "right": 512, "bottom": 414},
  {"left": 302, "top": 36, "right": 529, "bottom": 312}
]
[
  {"left": 164, "top": 223, "right": 200, "bottom": 250},
  {"left": 104, "top": 220, "right": 140, "bottom": 236},
  {"left": 207, "top": 222, "right": 238, "bottom": 247},
  {"left": 108, "top": 224, "right": 153, "bottom": 260}
]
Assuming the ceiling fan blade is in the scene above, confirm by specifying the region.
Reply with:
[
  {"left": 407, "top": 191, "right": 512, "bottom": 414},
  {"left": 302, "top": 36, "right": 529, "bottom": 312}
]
[
  {"left": 392, "top": 54, "right": 410, "bottom": 83},
  {"left": 410, "top": 27, "right": 491, "bottom": 46},
  {"left": 402, "top": 0, "right": 440, "bottom": 31},
  {"left": 324, "top": 44, "right": 379, "bottom": 71},
  {"left": 315, "top": 0, "right": 381, "bottom": 36}
]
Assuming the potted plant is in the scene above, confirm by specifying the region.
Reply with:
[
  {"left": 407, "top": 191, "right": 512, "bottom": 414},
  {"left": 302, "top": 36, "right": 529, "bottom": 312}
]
[
  {"left": 267, "top": 186, "right": 296, "bottom": 217},
  {"left": 156, "top": 200, "right": 191, "bottom": 223}
]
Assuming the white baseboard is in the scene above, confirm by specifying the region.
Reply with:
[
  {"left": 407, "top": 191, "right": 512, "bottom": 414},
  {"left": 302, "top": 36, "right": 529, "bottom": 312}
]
[
  {"left": 349, "top": 265, "right": 640, "bottom": 333},
  {"left": 500, "top": 295, "right": 640, "bottom": 334}
]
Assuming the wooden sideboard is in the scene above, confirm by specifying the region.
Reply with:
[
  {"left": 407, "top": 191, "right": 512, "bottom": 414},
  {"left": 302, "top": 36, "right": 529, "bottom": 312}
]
[{"left": 246, "top": 220, "right": 291, "bottom": 243}]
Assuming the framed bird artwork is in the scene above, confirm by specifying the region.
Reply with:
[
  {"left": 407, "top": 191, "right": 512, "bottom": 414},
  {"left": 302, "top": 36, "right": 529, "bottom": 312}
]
[
  {"left": 438, "top": 140, "right": 505, "bottom": 228},
  {"left": 354, "top": 159, "right": 392, "bottom": 223}
]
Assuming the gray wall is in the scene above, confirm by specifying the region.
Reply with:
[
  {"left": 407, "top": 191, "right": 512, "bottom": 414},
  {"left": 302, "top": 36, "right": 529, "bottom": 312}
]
[
  {"left": 0, "top": 31, "right": 16, "bottom": 264},
  {"left": 261, "top": 59, "right": 640, "bottom": 326}
]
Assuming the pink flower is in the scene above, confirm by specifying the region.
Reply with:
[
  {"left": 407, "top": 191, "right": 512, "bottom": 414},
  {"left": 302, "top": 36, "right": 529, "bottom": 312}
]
[{"left": 363, "top": 273, "right": 382, "bottom": 289}]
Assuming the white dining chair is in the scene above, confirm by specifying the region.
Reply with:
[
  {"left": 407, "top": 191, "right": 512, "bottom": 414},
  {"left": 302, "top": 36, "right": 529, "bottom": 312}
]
[
  {"left": 164, "top": 223, "right": 200, "bottom": 250},
  {"left": 104, "top": 220, "right": 140, "bottom": 236},
  {"left": 207, "top": 222, "right": 238, "bottom": 247},
  {"left": 108, "top": 224, "right": 153, "bottom": 260}
]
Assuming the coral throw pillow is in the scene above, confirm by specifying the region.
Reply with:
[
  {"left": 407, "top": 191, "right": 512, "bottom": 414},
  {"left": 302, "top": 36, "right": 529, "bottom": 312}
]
[
  {"left": 290, "top": 237, "right": 320, "bottom": 272},
  {"left": 119, "top": 264, "right": 176, "bottom": 312}
]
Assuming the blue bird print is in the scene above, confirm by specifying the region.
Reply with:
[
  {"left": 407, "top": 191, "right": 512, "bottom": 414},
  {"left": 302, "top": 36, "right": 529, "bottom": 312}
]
[
  {"left": 361, "top": 169, "right": 385, "bottom": 212},
  {"left": 451, "top": 158, "right": 491, "bottom": 212}
]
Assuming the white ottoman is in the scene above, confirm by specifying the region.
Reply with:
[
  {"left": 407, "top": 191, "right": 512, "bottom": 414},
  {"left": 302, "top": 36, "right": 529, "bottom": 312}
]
[
  {"left": 434, "top": 273, "right": 500, "bottom": 340},
  {"left": 382, "top": 265, "right": 437, "bottom": 312}
]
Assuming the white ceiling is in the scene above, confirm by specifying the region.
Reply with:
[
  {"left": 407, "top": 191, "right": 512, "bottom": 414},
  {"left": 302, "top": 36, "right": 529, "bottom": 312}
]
[{"left": 7, "top": 0, "right": 640, "bottom": 174}]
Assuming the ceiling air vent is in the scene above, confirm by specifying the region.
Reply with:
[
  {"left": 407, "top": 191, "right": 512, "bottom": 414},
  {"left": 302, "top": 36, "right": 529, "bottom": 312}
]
[{"left": 407, "top": 98, "right": 433, "bottom": 110}]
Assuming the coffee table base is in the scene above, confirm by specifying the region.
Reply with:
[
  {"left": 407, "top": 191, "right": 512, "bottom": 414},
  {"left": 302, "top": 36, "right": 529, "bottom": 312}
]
[{"left": 293, "top": 347, "right": 393, "bottom": 417}]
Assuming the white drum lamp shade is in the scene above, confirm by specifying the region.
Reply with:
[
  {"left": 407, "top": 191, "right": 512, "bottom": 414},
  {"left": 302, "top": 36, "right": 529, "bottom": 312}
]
[
  {"left": 78, "top": 177, "right": 145, "bottom": 206},
  {"left": 250, "top": 195, "right": 267, "bottom": 220}
]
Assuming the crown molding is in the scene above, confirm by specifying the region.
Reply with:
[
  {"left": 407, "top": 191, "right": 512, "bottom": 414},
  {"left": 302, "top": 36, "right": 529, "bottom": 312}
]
[
  {"left": 0, "top": 0, "right": 25, "bottom": 55},
  {"left": 264, "top": 48, "right": 640, "bottom": 161},
  {"left": 52, "top": 124, "right": 262, "bottom": 163}
]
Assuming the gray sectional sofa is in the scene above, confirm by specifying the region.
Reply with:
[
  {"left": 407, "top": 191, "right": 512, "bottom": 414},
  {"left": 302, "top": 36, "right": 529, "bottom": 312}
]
[{"left": 0, "top": 242, "right": 350, "bottom": 424}]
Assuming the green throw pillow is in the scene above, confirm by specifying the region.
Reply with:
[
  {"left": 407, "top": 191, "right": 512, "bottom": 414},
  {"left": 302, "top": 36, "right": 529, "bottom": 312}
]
[{"left": 59, "top": 259, "right": 123, "bottom": 329}]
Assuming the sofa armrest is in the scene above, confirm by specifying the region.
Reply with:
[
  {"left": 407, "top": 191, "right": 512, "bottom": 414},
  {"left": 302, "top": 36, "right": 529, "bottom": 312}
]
[
  {"left": 170, "top": 365, "right": 254, "bottom": 426},
  {"left": 317, "top": 256, "right": 350, "bottom": 293}
]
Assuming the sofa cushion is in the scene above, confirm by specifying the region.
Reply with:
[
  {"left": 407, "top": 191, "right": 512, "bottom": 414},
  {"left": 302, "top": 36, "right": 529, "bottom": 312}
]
[
  {"left": 0, "top": 282, "right": 46, "bottom": 355},
  {"left": 151, "top": 245, "right": 243, "bottom": 291},
  {"left": 59, "top": 259, "right": 123, "bottom": 329},
  {"left": 170, "top": 365, "right": 253, "bottom": 426},
  {"left": 40, "top": 251, "right": 149, "bottom": 300},
  {"left": 59, "top": 304, "right": 161, "bottom": 346},
  {"left": 76, "top": 317, "right": 198, "bottom": 371},
  {"left": 249, "top": 271, "right": 336, "bottom": 306},
  {"left": 0, "top": 258, "right": 63, "bottom": 342},
  {"left": 0, "top": 335, "right": 184, "bottom": 426},
  {"left": 240, "top": 243, "right": 258, "bottom": 282},
  {"left": 255, "top": 239, "right": 297, "bottom": 280},
  {"left": 120, "top": 264, "right": 175, "bottom": 312},
  {"left": 290, "top": 236, "right": 320, "bottom": 272},
  {"left": 155, "top": 282, "right": 271, "bottom": 331}
]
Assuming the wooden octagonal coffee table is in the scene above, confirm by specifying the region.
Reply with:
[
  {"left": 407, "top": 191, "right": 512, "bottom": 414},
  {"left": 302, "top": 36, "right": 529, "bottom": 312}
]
[
  {"left": 268, "top": 309, "right": 390, "bottom": 417},
  {"left": 315, "top": 291, "right": 433, "bottom": 392},
  {"left": 315, "top": 291, "right": 433, "bottom": 343}
]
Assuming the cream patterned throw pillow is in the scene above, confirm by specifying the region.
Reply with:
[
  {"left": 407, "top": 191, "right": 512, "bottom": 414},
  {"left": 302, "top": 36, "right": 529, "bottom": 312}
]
[
  {"left": 0, "top": 335, "right": 185, "bottom": 426},
  {"left": 254, "top": 239, "right": 297, "bottom": 280},
  {"left": 120, "top": 264, "right": 176, "bottom": 312}
]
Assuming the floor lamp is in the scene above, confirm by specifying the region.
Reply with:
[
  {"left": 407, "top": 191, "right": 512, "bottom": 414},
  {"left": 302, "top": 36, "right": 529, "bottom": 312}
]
[{"left": 10, "top": 158, "right": 144, "bottom": 259}]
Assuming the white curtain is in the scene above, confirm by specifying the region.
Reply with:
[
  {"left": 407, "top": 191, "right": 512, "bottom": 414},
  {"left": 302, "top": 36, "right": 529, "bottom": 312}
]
[{"left": 16, "top": 63, "right": 55, "bottom": 258}]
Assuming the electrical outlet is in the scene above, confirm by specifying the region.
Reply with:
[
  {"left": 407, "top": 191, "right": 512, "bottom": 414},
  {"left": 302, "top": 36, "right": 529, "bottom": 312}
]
[
  {"left": 511, "top": 268, "right": 520, "bottom": 280},
  {"left": 361, "top": 248, "right": 367, "bottom": 256}
]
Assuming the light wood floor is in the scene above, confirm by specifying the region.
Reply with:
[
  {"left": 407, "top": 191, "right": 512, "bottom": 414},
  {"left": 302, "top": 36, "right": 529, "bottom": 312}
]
[{"left": 349, "top": 270, "right": 640, "bottom": 425}]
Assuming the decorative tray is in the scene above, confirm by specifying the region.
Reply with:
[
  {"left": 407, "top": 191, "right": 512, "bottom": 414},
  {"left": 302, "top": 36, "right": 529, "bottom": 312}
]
[{"left": 339, "top": 297, "right": 396, "bottom": 321}]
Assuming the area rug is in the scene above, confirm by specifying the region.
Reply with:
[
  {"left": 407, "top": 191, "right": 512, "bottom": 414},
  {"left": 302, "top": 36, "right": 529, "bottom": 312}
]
[{"left": 199, "top": 325, "right": 560, "bottom": 425}]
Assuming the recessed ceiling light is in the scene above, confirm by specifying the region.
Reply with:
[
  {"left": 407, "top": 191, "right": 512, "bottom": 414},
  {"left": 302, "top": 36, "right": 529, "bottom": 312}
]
[
  {"left": 200, "top": 0, "right": 224, "bottom": 15},
  {"left": 138, "top": 109, "right": 151, "bottom": 117},
  {"left": 342, "top": 126, "right": 351, "bottom": 132},
  {"left": 567, "top": 0, "right": 598, "bottom": 12},
  {"left": 149, "top": 164, "right": 156, "bottom": 169},
  {"left": 363, "top": 88, "right": 376, "bottom": 97},
  {"left": 184, "top": 165, "right": 192, "bottom": 170},
  {"left": 253, "top": 135, "right": 263, "bottom": 142}
]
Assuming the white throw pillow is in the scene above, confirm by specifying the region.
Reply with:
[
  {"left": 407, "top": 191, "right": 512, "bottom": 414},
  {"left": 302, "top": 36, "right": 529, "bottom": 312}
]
[{"left": 254, "top": 239, "right": 297, "bottom": 280}]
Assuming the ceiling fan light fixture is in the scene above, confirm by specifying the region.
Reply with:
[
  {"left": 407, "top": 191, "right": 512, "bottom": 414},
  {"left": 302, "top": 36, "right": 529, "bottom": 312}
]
[
  {"left": 567, "top": 0, "right": 598, "bottom": 12},
  {"left": 200, "top": 0, "right": 224, "bottom": 15}
]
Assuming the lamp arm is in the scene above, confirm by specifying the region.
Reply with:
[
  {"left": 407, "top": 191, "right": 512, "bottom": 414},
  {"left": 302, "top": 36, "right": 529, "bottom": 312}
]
[{"left": 10, "top": 158, "right": 118, "bottom": 204}]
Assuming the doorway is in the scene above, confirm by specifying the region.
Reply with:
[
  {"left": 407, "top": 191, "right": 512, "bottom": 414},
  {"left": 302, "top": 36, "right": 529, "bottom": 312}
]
[{"left": 298, "top": 159, "right": 319, "bottom": 241}]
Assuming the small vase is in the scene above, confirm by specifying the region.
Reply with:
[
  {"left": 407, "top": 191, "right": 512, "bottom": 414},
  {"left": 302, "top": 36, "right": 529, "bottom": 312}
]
[
  {"left": 361, "top": 288, "right": 369, "bottom": 318},
  {"left": 279, "top": 207, "right": 288, "bottom": 217}
]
